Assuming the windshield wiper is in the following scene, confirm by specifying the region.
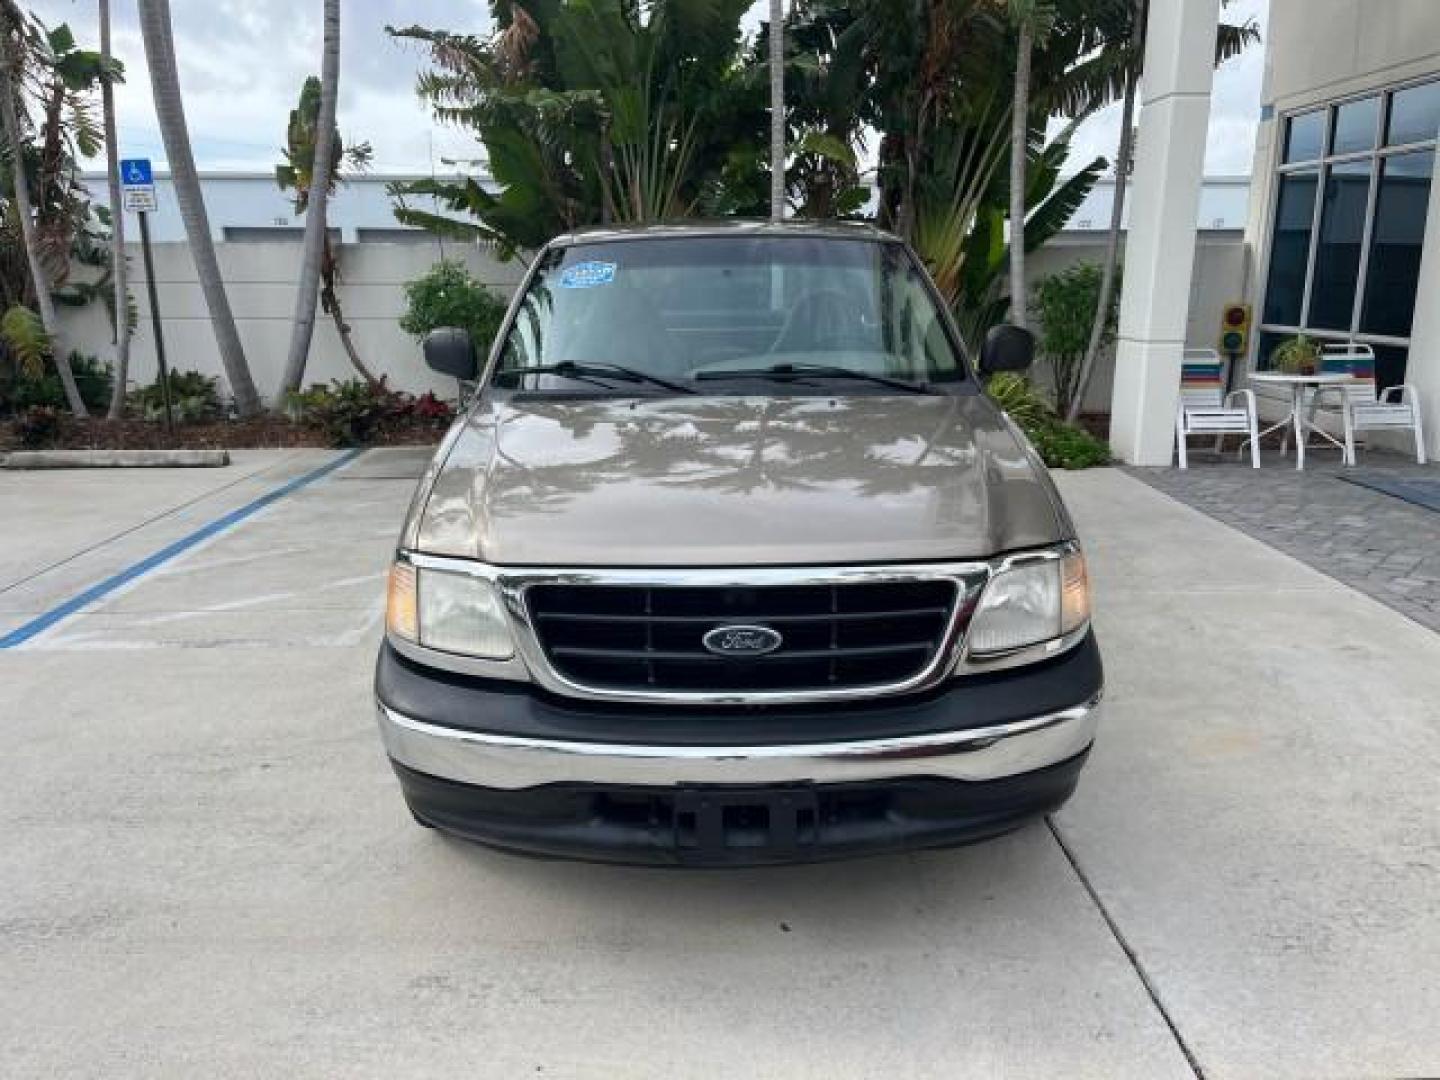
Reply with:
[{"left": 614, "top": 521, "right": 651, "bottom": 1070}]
[
  {"left": 694, "top": 363, "right": 939, "bottom": 394},
  {"left": 500, "top": 362, "right": 696, "bottom": 395}
]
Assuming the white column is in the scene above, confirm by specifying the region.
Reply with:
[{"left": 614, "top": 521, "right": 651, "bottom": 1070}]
[
  {"left": 1109, "top": 0, "right": 1220, "bottom": 466},
  {"left": 1397, "top": 149, "right": 1440, "bottom": 459}
]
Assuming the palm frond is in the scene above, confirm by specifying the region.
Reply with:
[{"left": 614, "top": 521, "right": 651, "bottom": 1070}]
[{"left": 1, "top": 303, "right": 50, "bottom": 378}]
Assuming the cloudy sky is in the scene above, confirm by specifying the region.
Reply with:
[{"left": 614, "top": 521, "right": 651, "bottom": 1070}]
[{"left": 34, "top": 0, "right": 1268, "bottom": 179}]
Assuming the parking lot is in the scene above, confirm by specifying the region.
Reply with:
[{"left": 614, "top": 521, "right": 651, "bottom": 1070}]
[{"left": 2, "top": 448, "right": 1438, "bottom": 1079}]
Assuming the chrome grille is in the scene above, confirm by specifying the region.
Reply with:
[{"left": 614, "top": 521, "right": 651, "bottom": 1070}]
[{"left": 526, "top": 580, "right": 964, "bottom": 693}]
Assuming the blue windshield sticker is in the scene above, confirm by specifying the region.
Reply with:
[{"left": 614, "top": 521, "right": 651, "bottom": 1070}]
[{"left": 558, "top": 260, "right": 617, "bottom": 289}]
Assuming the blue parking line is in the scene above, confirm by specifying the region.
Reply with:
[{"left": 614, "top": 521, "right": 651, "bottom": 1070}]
[{"left": 0, "top": 449, "right": 365, "bottom": 650}]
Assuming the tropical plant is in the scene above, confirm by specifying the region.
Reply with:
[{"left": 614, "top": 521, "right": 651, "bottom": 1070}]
[
  {"left": 127, "top": 368, "right": 221, "bottom": 423},
  {"left": 386, "top": 0, "right": 766, "bottom": 255},
  {"left": 399, "top": 260, "right": 508, "bottom": 354},
  {"left": 4, "top": 348, "right": 111, "bottom": 412},
  {"left": 1032, "top": 261, "right": 1119, "bottom": 417},
  {"left": 0, "top": 302, "right": 46, "bottom": 379},
  {"left": 1028, "top": 417, "right": 1110, "bottom": 469},
  {"left": 98, "top": 0, "right": 128, "bottom": 419},
  {"left": 275, "top": 72, "right": 376, "bottom": 394},
  {"left": 0, "top": 6, "right": 115, "bottom": 416},
  {"left": 136, "top": 0, "right": 260, "bottom": 415},
  {"left": 985, "top": 370, "right": 1110, "bottom": 469},
  {"left": 984, "top": 370, "right": 1049, "bottom": 431},
  {"left": 778, "top": 0, "right": 1108, "bottom": 348}
]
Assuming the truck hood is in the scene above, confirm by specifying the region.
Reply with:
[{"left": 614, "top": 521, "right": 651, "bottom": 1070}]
[{"left": 412, "top": 393, "right": 1066, "bottom": 566}]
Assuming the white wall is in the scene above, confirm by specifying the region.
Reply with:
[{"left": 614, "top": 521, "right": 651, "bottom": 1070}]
[
  {"left": 58, "top": 240, "right": 528, "bottom": 405},
  {"left": 55, "top": 231, "right": 1244, "bottom": 415}
]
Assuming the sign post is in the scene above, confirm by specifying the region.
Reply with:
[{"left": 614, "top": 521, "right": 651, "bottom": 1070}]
[{"left": 120, "top": 158, "right": 172, "bottom": 434}]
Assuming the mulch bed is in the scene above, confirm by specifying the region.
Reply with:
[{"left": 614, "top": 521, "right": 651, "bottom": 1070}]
[{"left": 0, "top": 416, "right": 449, "bottom": 453}]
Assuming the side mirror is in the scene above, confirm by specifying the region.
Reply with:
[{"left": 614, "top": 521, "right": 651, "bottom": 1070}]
[
  {"left": 423, "top": 327, "right": 478, "bottom": 381},
  {"left": 978, "top": 324, "right": 1035, "bottom": 376}
]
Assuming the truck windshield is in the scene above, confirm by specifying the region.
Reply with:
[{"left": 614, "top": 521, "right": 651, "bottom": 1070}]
[{"left": 493, "top": 235, "right": 966, "bottom": 393}]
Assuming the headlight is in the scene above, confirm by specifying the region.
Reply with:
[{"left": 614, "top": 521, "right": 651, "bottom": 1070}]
[
  {"left": 967, "top": 549, "right": 1090, "bottom": 656},
  {"left": 385, "top": 561, "right": 514, "bottom": 659}
]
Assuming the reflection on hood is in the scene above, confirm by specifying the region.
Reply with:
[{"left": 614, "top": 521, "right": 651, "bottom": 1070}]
[{"left": 415, "top": 393, "right": 1065, "bottom": 566}]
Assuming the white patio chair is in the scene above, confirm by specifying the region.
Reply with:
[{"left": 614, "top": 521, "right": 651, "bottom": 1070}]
[
  {"left": 1175, "top": 348, "right": 1259, "bottom": 468},
  {"left": 1309, "top": 343, "right": 1426, "bottom": 466}
]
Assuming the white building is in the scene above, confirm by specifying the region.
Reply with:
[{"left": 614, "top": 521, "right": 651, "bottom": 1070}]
[
  {"left": 1243, "top": 1, "right": 1440, "bottom": 450},
  {"left": 1109, "top": 0, "right": 1440, "bottom": 463}
]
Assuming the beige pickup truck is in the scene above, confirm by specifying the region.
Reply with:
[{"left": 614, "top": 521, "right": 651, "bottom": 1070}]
[{"left": 377, "top": 222, "right": 1100, "bottom": 865}]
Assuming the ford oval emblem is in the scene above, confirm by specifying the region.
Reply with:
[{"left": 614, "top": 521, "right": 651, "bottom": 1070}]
[{"left": 702, "top": 624, "right": 783, "bottom": 657}]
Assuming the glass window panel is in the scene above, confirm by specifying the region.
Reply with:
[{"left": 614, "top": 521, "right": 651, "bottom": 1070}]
[
  {"left": 1331, "top": 96, "right": 1380, "bottom": 154},
  {"left": 1308, "top": 161, "right": 1372, "bottom": 331},
  {"left": 1284, "top": 110, "right": 1326, "bottom": 163},
  {"left": 1261, "top": 170, "right": 1319, "bottom": 326},
  {"left": 1361, "top": 150, "right": 1434, "bottom": 337},
  {"left": 1387, "top": 80, "right": 1440, "bottom": 147},
  {"left": 1371, "top": 344, "right": 1409, "bottom": 391}
]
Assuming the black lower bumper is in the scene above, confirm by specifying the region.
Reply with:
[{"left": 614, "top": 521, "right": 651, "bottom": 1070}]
[{"left": 393, "top": 751, "right": 1087, "bottom": 867}]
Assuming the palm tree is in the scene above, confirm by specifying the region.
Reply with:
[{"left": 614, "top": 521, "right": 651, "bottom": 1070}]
[
  {"left": 135, "top": 0, "right": 260, "bottom": 416},
  {"left": 98, "top": 0, "right": 129, "bottom": 419},
  {"left": 0, "top": 3, "right": 86, "bottom": 416},
  {"left": 275, "top": 75, "right": 376, "bottom": 392},
  {"left": 769, "top": 0, "right": 784, "bottom": 222},
  {"left": 277, "top": 0, "right": 340, "bottom": 398}
]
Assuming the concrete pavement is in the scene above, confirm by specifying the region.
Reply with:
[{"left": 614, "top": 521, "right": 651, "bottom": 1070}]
[{"left": 1, "top": 451, "right": 1436, "bottom": 1077}]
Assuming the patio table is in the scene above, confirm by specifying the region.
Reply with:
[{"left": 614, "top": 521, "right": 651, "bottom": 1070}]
[{"left": 1248, "top": 372, "right": 1354, "bottom": 470}]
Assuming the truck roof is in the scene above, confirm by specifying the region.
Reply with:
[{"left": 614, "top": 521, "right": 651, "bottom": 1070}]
[{"left": 550, "top": 219, "right": 901, "bottom": 247}]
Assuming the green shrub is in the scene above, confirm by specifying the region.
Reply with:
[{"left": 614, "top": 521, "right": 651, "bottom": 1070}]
[
  {"left": 399, "top": 260, "right": 508, "bottom": 352},
  {"left": 985, "top": 372, "right": 1111, "bottom": 469},
  {"left": 1030, "top": 261, "right": 1120, "bottom": 418},
  {"left": 287, "top": 377, "right": 400, "bottom": 447},
  {"left": 127, "top": 370, "right": 222, "bottom": 423},
  {"left": 984, "top": 371, "right": 1051, "bottom": 431},
  {"left": 1027, "top": 420, "right": 1112, "bottom": 469},
  {"left": 2, "top": 350, "right": 112, "bottom": 414},
  {"left": 286, "top": 379, "right": 458, "bottom": 447}
]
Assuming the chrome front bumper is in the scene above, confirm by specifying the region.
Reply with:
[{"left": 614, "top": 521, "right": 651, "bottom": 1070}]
[{"left": 376, "top": 694, "right": 1101, "bottom": 791}]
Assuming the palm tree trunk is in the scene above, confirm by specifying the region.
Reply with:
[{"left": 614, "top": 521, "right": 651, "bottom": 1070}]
[
  {"left": 136, "top": 0, "right": 260, "bottom": 416},
  {"left": 1008, "top": 19, "right": 1032, "bottom": 330},
  {"left": 768, "top": 0, "right": 784, "bottom": 222},
  {"left": 100, "top": 0, "right": 130, "bottom": 420},
  {"left": 0, "top": 29, "right": 86, "bottom": 416},
  {"left": 278, "top": 0, "right": 340, "bottom": 400},
  {"left": 1071, "top": 0, "right": 1146, "bottom": 432},
  {"left": 1065, "top": 54, "right": 1141, "bottom": 423}
]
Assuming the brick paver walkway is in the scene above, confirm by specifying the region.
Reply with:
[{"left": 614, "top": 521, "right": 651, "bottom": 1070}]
[{"left": 1129, "top": 451, "right": 1440, "bottom": 633}]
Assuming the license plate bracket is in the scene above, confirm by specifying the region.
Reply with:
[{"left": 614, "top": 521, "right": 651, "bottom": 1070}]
[{"left": 673, "top": 787, "right": 820, "bottom": 855}]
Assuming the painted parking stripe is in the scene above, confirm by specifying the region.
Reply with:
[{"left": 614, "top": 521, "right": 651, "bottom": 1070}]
[{"left": 0, "top": 449, "right": 365, "bottom": 650}]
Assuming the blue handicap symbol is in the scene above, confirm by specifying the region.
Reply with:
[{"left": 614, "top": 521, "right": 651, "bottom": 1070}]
[{"left": 120, "top": 158, "right": 153, "bottom": 186}]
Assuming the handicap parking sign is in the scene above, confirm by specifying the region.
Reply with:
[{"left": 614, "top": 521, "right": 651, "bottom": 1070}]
[{"left": 120, "top": 158, "right": 153, "bottom": 187}]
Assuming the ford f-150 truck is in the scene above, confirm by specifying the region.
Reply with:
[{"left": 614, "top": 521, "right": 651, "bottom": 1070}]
[{"left": 376, "top": 221, "right": 1101, "bottom": 865}]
